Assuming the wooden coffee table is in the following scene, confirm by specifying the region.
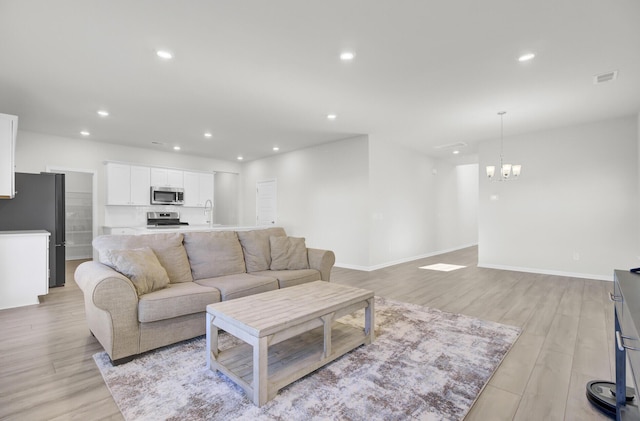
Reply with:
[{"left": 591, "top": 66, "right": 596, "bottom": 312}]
[{"left": 205, "top": 281, "right": 374, "bottom": 406}]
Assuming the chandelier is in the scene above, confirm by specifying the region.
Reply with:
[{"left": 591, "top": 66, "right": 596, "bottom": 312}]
[{"left": 486, "top": 111, "right": 521, "bottom": 181}]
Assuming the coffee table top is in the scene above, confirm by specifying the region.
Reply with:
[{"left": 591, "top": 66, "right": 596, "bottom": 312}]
[{"left": 206, "top": 281, "right": 373, "bottom": 337}]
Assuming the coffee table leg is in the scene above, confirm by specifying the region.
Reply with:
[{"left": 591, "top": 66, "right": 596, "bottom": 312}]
[
  {"left": 253, "top": 336, "right": 269, "bottom": 406},
  {"left": 321, "top": 313, "right": 335, "bottom": 358},
  {"left": 206, "top": 313, "right": 218, "bottom": 370},
  {"left": 365, "top": 298, "right": 375, "bottom": 344}
]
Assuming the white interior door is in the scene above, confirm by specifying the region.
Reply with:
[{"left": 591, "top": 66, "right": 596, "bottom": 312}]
[{"left": 256, "top": 179, "right": 277, "bottom": 226}]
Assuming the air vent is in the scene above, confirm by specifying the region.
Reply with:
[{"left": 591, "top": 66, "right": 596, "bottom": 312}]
[
  {"left": 593, "top": 70, "right": 618, "bottom": 84},
  {"left": 434, "top": 141, "right": 467, "bottom": 151}
]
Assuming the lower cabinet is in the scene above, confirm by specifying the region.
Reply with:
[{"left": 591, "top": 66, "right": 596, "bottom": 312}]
[
  {"left": 0, "top": 230, "right": 49, "bottom": 310},
  {"left": 103, "top": 227, "right": 136, "bottom": 235}
]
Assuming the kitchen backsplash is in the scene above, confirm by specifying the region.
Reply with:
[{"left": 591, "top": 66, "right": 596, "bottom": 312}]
[{"left": 104, "top": 205, "right": 210, "bottom": 228}]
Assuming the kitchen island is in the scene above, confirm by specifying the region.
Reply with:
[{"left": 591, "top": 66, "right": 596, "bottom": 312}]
[{"left": 0, "top": 230, "right": 50, "bottom": 310}]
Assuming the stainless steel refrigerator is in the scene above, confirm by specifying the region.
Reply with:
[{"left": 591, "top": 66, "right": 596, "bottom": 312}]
[{"left": 0, "top": 172, "right": 65, "bottom": 287}]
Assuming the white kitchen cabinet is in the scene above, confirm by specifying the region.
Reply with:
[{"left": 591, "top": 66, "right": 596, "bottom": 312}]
[
  {"left": 106, "top": 163, "right": 150, "bottom": 205},
  {"left": 183, "top": 171, "right": 214, "bottom": 207},
  {"left": 0, "top": 113, "right": 18, "bottom": 199},
  {"left": 0, "top": 230, "right": 49, "bottom": 310},
  {"left": 103, "top": 227, "right": 136, "bottom": 235},
  {"left": 130, "top": 165, "right": 151, "bottom": 205},
  {"left": 150, "top": 168, "right": 183, "bottom": 188}
]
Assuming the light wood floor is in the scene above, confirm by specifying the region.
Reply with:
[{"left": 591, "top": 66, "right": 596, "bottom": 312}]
[{"left": 0, "top": 246, "right": 615, "bottom": 420}]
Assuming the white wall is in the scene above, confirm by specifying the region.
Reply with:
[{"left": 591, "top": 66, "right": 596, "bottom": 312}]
[
  {"left": 241, "top": 135, "right": 479, "bottom": 270},
  {"left": 15, "top": 130, "right": 240, "bottom": 229},
  {"left": 368, "top": 137, "right": 478, "bottom": 268},
  {"left": 214, "top": 172, "right": 239, "bottom": 225},
  {"left": 368, "top": 137, "right": 437, "bottom": 267},
  {"left": 241, "top": 136, "right": 371, "bottom": 267},
  {"left": 434, "top": 162, "right": 479, "bottom": 252},
  {"left": 478, "top": 115, "right": 639, "bottom": 280}
]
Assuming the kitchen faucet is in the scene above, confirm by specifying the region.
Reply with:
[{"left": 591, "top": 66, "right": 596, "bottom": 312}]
[{"left": 204, "top": 199, "right": 213, "bottom": 227}]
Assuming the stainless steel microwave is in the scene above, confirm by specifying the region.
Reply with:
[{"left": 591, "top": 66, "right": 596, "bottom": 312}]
[{"left": 150, "top": 186, "right": 184, "bottom": 205}]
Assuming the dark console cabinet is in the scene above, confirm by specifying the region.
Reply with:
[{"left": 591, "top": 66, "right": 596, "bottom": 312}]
[{"left": 613, "top": 270, "right": 640, "bottom": 420}]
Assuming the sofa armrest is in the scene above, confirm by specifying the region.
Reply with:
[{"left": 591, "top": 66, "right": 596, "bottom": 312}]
[
  {"left": 307, "top": 248, "right": 336, "bottom": 282},
  {"left": 75, "top": 261, "right": 140, "bottom": 361}
]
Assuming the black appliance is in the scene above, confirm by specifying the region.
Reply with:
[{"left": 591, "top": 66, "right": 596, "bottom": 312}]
[
  {"left": 0, "top": 172, "right": 65, "bottom": 287},
  {"left": 146, "top": 211, "right": 188, "bottom": 228}
]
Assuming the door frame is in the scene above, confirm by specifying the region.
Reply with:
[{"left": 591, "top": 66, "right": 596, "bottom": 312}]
[{"left": 46, "top": 166, "right": 98, "bottom": 260}]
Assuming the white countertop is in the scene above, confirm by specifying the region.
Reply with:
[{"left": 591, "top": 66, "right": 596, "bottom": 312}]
[{"left": 0, "top": 230, "right": 51, "bottom": 237}]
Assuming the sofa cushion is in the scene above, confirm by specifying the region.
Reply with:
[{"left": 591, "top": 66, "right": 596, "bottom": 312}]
[
  {"left": 138, "top": 282, "right": 221, "bottom": 323},
  {"left": 183, "top": 231, "right": 247, "bottom": 279},
  {"left": 237, "top": 227, "right": 287, "bottom": 272},
  {"left": 195, "top": 273, "right": 278, "bottom": 301},
  {"left": 93, "top": 233, "right": 193, "bottom": 284},
  {"left": 251, "top": 269, "right": 321, "bottom": 289},
  {"left": 103, "top": 247, "right": 170, "bottom": 296},
  {"left": 270, "top": 236, "right": 310, "bottom": 270}
]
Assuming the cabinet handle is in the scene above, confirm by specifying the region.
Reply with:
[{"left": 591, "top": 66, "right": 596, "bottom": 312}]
[
  {"left": 616, "top": 331, "right": 640, "bottom": 351},
  {"left": 610, "top": 291, "right": 623, "bottom": 302}
]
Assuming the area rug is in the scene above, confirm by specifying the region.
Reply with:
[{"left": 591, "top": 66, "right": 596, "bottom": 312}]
[{"left": 94, "top": 297, "right": 520, "bottom": 421}]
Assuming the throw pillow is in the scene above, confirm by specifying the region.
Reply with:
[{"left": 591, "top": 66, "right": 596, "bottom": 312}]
[
  {"left": 270, "top": 236, "right": 310, "bottom": 270},
  {"left": 183, "top": 231, "right": 247, "bottom": 279},
  {"left": 93, "top": 233, "right": 193, "bottom": 284},
  {"left": 103, "top": 247, "right": 170, "bottom": 296},
  {"left": 237, "top": 227, "right": 287, "bottom": 272}
]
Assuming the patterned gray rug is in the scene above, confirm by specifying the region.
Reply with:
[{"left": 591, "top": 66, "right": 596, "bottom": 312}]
[{"left": 94, "top": 297, "right": 520, "bottom": 421}]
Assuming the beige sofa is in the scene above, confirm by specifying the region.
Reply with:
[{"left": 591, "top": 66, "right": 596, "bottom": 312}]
[{"left": 75, "top": 227, "right": 335, "bottom": 364}]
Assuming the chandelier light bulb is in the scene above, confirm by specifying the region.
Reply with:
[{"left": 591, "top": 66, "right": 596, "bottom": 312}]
[
  {"left": 512, "top": 165, "right": 522, "bottom": 177},
  {"left": 501, "top": 164, "right": 512, "bottom": 178}
]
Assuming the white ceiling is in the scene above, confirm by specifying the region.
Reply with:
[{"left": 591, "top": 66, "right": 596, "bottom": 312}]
[{"left": 1, "top": 1, "right": 639, "bottom": 163}]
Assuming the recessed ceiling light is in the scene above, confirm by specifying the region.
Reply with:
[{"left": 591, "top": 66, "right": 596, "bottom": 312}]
[
  {"left": 204, "top": 132, "right": 212, "bottom": 138},
  {"left": 518, "top": 53, "right": 535, "bottom": 62},
  {"left": 97, "top": 110, "right": 109, "bottom": 117},
  {"left": 327, "top": 114, "right": 337, "bottom": 120},
  {"left": 237, "top": 156, "right": 244, "bottom": 160},
  {"left": 80, "top": 130, "right": 90, "bottom": 136},
  {"left": 340, "top": 51, "right": 355, "bottom": 61},
  {"left": 452, "top": 150, "right": 460, "bottom": 155},
  {"left": 156, "top": 50, "right": 173, "bottom": 60},
  {"left": 273, "top": 146, "right": 280, "bottom": 151},
  {"left": 173, "top": 146, "right": 181, "bottom": 151}
]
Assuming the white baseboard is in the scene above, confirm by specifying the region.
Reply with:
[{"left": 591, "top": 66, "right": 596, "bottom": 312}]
[
  {"left": 334, "top": 243, "right": 478, "bottom": 272},
  {"left": 333, "top": 245, "right": 614, "bottom": 281},
  {"left": 477, "top": 263, "right": 613, "bottom": 282}
]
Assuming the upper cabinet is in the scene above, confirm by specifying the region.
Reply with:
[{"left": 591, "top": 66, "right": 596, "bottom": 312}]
[
  {"left": 106, "top": 163, "right": 150, "bottom": 205},
  {"left": 106, "top": 163, "right": 214, "bottom": 207},
  {"left": 183, "top": 171, "right": 214, "bottom": 207},
  {"left": 150, "top": 168, "right": 183, "bottom": 188},
  {"left": 0, "top": 113, "right": 18, "bottom": 199}
]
